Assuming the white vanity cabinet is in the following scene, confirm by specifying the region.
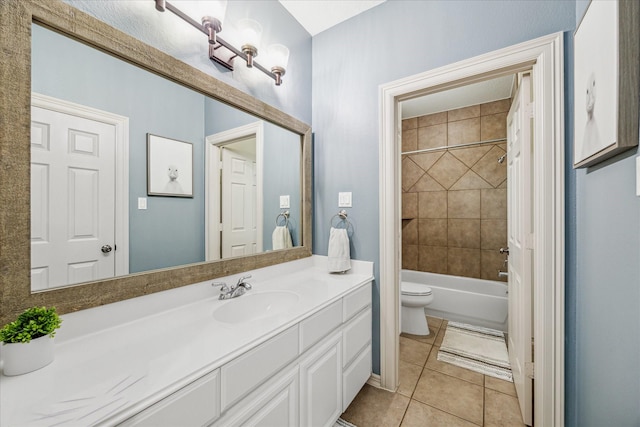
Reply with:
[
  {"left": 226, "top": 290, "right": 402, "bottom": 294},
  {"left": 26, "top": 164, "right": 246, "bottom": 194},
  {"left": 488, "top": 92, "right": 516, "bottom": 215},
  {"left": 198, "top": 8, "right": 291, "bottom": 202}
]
[
  {"left": 220, "top": 325, "right": 300, "bottom": 412},
  {"left": 120, "top": 281, "right": 372, "bottom": 427},
  {"left": 215, "top": 282, "right": 372, "bottom": 427},
  {"left": 1, "top": 257, "right": 375, "bottom": 427},
  {"left": 211, "top": 365, "right": 300, "bottom": 427},
  {"left": 299, "top": 332, "right": 343, "bottom": 427},
  {"left": 341, "top": 284, "right": 374, "bottom": 412},
  {"left": 118, "top": 369, "right": 221, "bottom": 426}
]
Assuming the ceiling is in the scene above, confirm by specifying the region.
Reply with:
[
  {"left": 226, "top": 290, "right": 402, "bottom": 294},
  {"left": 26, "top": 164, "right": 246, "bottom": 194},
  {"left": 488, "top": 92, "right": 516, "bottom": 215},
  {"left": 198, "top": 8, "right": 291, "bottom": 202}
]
[
  {"left": 278, "top": 0, "right": 386, "bottom": 36},
  {"left": 276, "top": 1, "right": 513, "bottom": 118},
  {"left": 401, "top": 75, "right": 515, "bottom": 119}
]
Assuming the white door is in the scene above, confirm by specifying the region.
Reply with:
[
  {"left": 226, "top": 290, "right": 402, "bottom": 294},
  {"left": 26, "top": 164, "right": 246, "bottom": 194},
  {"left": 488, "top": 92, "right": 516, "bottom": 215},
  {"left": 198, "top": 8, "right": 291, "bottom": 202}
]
[
  {"left": 506, "top": 73, "right": 533, "bottom": 425},
  {"left": 221, "top": 139, "right": 257, "bottom": 258},
  {"left": 31, "top": 106, "right": 116, "bottom": 290},
  {"left": 299, "top": 333, "right": 342, "bottom": 427}
]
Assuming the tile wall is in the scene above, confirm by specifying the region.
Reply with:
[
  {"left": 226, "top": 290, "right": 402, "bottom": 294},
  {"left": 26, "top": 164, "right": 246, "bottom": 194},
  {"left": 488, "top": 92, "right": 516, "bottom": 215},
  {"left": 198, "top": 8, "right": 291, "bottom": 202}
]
[{"left": 401, "top": 99, "right": 510, "bottom": 281}]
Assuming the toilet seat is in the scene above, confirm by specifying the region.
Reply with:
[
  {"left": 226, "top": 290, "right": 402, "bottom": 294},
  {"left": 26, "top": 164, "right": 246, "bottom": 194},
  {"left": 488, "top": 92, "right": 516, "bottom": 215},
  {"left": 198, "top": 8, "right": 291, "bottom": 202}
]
[{"left": 401, "top": 282, "right": 432, "bottom": 296}]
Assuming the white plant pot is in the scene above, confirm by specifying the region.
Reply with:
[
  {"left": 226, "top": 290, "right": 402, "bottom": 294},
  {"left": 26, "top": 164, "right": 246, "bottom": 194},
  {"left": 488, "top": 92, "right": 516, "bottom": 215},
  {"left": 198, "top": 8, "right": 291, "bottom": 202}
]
[{"left": 1, "top": 335, "right": 55, "bottom": 376}]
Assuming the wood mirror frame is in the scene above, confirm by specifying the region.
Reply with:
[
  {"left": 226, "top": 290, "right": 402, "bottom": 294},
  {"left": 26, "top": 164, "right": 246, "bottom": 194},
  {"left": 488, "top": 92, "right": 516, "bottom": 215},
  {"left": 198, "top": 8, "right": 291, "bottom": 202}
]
[{"left": 0, "top": 0, "right": 312, "bottom": 324}]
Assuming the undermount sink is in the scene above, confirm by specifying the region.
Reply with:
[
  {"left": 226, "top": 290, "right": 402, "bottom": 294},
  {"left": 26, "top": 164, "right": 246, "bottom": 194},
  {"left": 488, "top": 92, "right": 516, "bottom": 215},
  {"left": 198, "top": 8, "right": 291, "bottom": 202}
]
[{"left": 213, "top": 291, "right": 301, "bottom": 324}]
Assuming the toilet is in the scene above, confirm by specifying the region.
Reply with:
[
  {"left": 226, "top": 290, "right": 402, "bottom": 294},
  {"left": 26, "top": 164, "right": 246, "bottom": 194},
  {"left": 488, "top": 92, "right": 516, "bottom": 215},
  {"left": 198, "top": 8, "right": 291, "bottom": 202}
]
[{"left": 401, "top": 282, "right": 434, "bottom": 336}]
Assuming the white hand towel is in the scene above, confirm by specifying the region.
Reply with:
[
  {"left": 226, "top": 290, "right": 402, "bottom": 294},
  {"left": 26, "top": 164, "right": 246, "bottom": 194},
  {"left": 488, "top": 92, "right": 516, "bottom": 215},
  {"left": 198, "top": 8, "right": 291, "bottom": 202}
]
[
  {"left": 272, "top": 225, "right": 293, "bottom": 250},
  {"left": 328, "top": 226, "right": 351, "bottom": 273}
]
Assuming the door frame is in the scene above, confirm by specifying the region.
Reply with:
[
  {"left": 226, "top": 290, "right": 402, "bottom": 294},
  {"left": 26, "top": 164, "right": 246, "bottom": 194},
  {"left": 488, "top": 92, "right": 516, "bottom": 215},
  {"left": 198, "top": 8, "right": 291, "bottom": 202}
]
[
  {"left": 31, "top": 92, "right": 130, "bottom": 278},
  {"left": 205, "top": 121, "right": 264, "bottom": 260},
  {"left": 378, "top": 32, "right": 565, "bottom": 425}
]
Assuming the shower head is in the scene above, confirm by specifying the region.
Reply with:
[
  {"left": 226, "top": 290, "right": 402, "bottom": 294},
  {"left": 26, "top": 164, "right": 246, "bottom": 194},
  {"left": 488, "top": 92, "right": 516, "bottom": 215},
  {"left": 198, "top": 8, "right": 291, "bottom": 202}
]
[{"left": 498, "top": 154, "right": 506, "bottom": 164}]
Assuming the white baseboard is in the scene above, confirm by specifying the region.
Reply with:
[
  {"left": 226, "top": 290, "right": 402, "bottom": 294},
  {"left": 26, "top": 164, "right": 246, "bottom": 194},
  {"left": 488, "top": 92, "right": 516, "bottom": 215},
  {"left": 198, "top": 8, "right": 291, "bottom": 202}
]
[{"left": 366, "top": 373, "right": 381, "bottom": 389}]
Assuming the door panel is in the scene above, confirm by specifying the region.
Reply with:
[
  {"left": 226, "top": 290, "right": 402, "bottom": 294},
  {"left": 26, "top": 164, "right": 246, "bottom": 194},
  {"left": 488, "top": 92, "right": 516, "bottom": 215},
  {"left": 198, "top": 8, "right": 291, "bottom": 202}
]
[
  {"left": 221, "top": 140, "right": 258, "bottom": 258},
  {"left": 506, "top": 74, "right": 533, "bottom": 425},
  {"left": 31, "top": 106, "right": 116, "bottom": 290}
]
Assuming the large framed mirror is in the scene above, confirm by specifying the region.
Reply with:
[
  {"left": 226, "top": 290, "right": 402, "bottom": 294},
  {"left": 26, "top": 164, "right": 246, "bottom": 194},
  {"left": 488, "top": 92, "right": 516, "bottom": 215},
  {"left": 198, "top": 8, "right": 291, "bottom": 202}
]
[{"left": 0, "top": 0, "right": 312, "bottom": 323}]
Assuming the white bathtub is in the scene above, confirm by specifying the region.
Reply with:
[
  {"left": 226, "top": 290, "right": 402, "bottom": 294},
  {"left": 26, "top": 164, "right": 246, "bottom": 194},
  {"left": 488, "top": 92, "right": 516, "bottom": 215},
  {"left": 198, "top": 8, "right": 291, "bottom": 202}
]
[{"left": 402, "top": 270, "right": 508, "bottom": 332}]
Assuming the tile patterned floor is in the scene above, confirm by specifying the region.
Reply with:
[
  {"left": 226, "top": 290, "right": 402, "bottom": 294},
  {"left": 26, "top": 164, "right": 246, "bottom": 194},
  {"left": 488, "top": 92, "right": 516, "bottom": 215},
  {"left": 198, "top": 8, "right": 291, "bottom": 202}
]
[{"left": 340, "top": 317, "right": 526, "bottom": 427}]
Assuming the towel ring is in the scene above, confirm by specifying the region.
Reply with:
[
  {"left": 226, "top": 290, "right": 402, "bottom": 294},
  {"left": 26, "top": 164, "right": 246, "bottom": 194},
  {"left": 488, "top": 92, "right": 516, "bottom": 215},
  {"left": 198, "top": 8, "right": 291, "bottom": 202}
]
[
  {"left": 276, "top": 210, "right": 290, "bottom": 227},
  {"left": 330, "top": 209, "right": 354, "bottom": 237}
]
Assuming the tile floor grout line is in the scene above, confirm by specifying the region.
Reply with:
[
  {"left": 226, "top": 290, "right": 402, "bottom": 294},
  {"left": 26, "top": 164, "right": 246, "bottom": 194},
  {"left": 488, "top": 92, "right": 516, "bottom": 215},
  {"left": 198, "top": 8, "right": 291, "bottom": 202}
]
[
  {"left": 409, "top": 341, "right": 486, "bottom": 427},
  {"left": 397, "top": 398, "right": 410, "bottom": 427},
  {"left": 409, "top": 394, "right": 484, "bottom": 426},
  {"left": 344, "top": 315, "right": 524, "bottom": 426},
  {"left": 421, "top": 363, "right": 484, "bottom": 387}
]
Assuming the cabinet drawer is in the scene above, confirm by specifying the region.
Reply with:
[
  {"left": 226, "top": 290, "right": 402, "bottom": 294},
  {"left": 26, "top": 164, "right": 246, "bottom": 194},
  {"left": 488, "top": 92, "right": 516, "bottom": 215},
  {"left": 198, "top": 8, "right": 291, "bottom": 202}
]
[
  {"left": 300, "top": 300, "right": 342, "bottom": 353},
  {"left": 221, "top": 325, "right": 299, "bottom": 411},
  {"left": 211, "top": 365, "right": 298, "bottom": 427},
  {"left": 342, "top": 307, "right": 372, "bottom": 367},
  {"left": 343, "top": 345, "right": 372, "bottom": 412},
  {"left": 119, "top": 369, "right": 220, "bottom": 427},
  {"left": 343, "top": 283, "right": 371, "bottom": 321}
]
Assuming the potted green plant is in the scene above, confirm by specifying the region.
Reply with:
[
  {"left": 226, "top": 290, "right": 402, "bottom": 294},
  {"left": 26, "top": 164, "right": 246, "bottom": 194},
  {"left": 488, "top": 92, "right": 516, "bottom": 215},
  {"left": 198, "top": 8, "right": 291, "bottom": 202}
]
[{"left": 0, "top": 306, "right": 62, "bottom": 376}]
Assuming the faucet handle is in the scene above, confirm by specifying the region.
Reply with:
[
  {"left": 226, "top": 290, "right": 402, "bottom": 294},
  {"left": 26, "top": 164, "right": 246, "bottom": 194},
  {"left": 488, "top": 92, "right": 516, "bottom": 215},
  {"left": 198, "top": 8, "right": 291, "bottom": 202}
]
[
  {"left": 235, "top": 274, "right": 252, "bottom": 286},
  {"left": 212, "top": 282, "right": 229, "bottom": 292}
]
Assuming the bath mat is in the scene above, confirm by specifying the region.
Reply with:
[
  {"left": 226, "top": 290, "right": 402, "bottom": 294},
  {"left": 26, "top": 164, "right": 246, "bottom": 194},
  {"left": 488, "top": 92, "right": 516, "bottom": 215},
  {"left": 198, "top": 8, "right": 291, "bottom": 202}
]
[
  {"left": 437, "top": 321, "right": 513, "bottom": 382},
  {"left": 334, "top": 418, "right": 357, "bottom": 427}
]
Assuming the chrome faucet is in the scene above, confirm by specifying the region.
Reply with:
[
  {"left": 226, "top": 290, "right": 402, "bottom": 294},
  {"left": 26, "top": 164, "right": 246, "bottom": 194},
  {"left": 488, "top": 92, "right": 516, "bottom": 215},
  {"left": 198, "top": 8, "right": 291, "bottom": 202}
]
[{"left": 212, "top": 274, "right": 252, "bottom": 300}]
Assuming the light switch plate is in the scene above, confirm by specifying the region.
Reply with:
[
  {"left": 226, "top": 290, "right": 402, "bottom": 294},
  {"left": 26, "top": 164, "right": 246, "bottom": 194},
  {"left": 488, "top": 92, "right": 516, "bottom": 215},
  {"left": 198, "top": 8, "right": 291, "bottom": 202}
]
[
  {"left": 138, "top": 197, "right": 147, "bottom": 210},
  {"left": 280, "top": 195, "right": 290, "bottom": 209},
  {"left": 338, "top": 192, "right": 352, "bottom": 208}
]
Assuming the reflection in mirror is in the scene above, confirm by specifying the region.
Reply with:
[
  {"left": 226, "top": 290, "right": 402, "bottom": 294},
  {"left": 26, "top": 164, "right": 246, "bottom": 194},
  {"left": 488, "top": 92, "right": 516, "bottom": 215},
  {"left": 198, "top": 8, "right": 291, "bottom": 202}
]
[{"left": 31, "top": 23, "right": 301, "bottom": 291}]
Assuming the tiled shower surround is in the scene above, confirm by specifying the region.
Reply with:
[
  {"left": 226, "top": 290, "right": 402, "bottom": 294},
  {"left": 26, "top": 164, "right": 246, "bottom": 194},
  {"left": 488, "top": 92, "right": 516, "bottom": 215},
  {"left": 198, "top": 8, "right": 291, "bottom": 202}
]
[{"left": 401, "top": 99, "right": 509, "bottom": 281}]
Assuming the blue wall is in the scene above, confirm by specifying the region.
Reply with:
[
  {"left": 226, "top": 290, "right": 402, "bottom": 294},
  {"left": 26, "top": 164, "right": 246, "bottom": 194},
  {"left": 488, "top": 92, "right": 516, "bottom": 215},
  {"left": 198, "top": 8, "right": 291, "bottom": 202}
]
[
  {"left": 263, "top": 124, "right": 302, "bottom": 247},
  {"left": 571, "top": 2, "right": 640, "bottom": 425},
  {"left": 311, "top": 0, "right": 576, "bottom": 377},
  {"left": 34, "top": 24, "right": 303, "bottom": 272},
  {"left": 65, "top": 0, "right": 312, "bottom": 125},
  {"left": 33, "top": 24, "right": 206, "bottom": 273},
  {"left": 204, "top": 99, "right": 302, "bottom": 249},
  {"left": 45, "top": 1, "right": 640, "bottom": 423}
]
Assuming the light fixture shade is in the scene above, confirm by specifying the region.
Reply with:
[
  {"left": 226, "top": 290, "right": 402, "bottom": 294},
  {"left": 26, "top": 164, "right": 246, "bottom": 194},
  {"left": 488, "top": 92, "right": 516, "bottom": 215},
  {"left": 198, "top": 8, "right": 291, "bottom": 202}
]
[
  {"left": 267, "top": 44, "right": 290, "bottom": 70},
  {"left": 237, "top": 18, "right": 263, "bottom": 49},
  {"left": 175, "top": 0, "right": 228, "bottom": 24}
]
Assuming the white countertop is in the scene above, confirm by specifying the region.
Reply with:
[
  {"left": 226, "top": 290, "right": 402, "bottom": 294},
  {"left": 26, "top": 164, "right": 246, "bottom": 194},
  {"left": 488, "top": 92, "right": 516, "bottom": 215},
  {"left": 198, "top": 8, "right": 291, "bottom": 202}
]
[{"left": 0, "top": 256, "right": 373, "bottom": 426}]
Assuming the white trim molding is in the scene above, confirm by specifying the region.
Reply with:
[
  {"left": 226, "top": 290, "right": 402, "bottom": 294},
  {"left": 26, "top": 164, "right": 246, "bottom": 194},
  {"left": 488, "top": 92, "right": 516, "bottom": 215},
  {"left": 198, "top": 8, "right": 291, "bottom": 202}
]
[
  {"left": 378, "top": 32, "right": 565, "bottom": 425},
  {"left": 205, "top": 121, "right": 264, "bottom": 261},
  {"left": 366, "top": 373, "right": 382, "bottom": 389},
  {"left": 31, "top": 92, "right": 130, "bottom": 278}
]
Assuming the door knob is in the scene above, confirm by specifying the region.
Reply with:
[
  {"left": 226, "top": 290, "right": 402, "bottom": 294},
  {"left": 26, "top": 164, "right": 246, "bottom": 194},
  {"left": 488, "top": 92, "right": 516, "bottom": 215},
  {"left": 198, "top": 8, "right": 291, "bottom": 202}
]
[
  {"left": 101, "top": 244, "right": 113, "bottom": 254},
  {"left": 499, "top": 247, "right": 509, "bottom": 255}
]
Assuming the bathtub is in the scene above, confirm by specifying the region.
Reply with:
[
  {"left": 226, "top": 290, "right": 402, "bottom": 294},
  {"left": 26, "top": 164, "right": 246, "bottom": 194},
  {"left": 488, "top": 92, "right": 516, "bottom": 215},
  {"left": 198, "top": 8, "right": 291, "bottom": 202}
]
[{"left": 401, "top": 270, "right": 508, "bottom": 332}]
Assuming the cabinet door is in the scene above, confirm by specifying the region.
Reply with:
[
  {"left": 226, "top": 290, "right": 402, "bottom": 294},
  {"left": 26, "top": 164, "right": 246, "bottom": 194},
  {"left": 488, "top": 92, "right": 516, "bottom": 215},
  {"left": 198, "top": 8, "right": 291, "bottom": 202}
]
[
  {"left": 342, "top": 345, "right": 372, "bottom": 411},
  {"left": 299, "top": 332, "right": 342, "bottom": 427}
]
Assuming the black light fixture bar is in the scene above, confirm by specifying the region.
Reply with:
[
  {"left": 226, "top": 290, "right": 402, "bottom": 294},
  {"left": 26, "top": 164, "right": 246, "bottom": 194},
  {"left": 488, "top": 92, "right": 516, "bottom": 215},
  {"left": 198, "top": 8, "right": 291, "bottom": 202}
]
[{"left": 158, "top": 0, "right": 281, "bottom": 84}]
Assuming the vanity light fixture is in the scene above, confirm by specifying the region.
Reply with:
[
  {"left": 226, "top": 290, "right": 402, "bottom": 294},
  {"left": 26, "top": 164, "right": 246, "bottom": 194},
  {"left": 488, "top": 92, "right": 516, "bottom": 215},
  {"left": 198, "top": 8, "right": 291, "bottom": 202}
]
[
  {"left": 267, "top": 44, "right": 290, "bottom": 86},
  {"left": 154, "top": 0, "right": 289, "bottom": 86},
  {"left": 237, "top": 18, "right": 262, "bottom": 68}
]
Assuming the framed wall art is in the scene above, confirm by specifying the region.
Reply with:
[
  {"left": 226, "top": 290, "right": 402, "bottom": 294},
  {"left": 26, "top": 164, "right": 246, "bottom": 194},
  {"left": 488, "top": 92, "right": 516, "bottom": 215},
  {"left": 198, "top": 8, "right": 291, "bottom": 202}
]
[
  {"left": 573, "top": 0, "right": 639, "bottom": 168},
  {"left": 147, "top": 134, "right": 193, "bottom": 197}
]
